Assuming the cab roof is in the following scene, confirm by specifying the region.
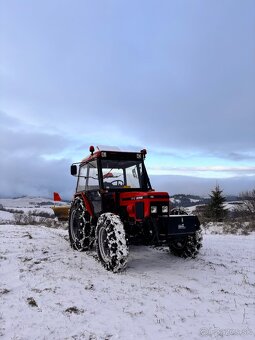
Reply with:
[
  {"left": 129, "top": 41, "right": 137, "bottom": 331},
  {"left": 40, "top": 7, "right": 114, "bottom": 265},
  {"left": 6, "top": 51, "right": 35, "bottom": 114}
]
[{"left": 81, "top": 149, "right": 146, "bottom": 164}]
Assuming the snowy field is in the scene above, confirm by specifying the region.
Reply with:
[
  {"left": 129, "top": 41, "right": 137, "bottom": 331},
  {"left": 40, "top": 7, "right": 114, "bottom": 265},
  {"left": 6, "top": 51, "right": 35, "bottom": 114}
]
[
  {"left": 0, "top": 199, "right": 255, "bottom": 339},
  {"left": 0, "top": 197, "right": 68, "bottom": 220}
]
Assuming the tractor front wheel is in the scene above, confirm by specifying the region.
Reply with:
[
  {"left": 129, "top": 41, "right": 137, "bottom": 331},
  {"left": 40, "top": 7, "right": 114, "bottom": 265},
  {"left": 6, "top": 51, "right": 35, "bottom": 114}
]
[{"left": 96, "top": 213, "right": 129, "bottom": 273}]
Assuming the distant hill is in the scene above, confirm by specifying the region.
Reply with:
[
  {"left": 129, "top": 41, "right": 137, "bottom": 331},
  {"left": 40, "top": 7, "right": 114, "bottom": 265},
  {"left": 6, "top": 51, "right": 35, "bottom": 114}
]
[
  {"left": 170, "top": 194, "right": 240, "bottom": 207},
  {"left": 0, "top": 196, "right": 70, "bottom": 208}
]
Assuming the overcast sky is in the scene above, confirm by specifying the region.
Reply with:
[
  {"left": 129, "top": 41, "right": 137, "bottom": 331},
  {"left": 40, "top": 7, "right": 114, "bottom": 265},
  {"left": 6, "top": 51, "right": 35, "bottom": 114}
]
[{"left": 0, "top": 0, "right": 254, "bottom": 199}]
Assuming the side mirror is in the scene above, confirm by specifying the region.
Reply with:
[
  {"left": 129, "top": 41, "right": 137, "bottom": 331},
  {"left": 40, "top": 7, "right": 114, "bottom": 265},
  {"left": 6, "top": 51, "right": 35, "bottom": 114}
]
[{"left": 70, "top": 164, "right": 77, "bottom": 176}]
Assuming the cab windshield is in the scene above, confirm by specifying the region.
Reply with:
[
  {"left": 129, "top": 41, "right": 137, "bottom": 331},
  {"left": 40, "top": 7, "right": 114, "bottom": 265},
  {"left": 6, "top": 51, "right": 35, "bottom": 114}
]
[{"left": 101, "top": 159, "right": 151, "bottom": 190}]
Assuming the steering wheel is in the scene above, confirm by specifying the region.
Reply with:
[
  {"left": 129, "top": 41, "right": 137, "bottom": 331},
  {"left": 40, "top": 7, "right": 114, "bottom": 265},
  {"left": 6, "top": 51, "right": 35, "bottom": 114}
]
[{"left": 110, "top": 180, "right": 124, "bottom": 186}]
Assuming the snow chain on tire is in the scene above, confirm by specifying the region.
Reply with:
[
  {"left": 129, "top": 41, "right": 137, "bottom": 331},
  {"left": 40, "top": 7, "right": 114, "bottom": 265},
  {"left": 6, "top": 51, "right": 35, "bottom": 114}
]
[
  {"left": 169, "top": 229, "right": 203, "bottom": 258},
  {"left": 96, "top": 213, "right": 129, "bottom": 273},
  {"left": 68, "top": 197, "right": 95, "bottom": 251}
]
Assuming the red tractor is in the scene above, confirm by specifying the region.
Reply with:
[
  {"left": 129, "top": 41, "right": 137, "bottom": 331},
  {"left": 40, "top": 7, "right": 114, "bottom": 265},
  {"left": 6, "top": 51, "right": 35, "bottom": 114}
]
[{"left": 69, "top": 146, "right": 202, "bottom": 272}]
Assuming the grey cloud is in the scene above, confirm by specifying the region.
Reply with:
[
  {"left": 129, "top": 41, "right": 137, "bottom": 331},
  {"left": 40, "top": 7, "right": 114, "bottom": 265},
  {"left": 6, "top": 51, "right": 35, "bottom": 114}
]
[
  {"left": 0, "top": 110, "right": 19, "bottom": 127},
  {"left": 149, "top": 165, "right": 255, "bottom": 174},
  {"left": 151, "top": 175, "right": 255, "bottom": 196},
  {"left": 0, "top": 128, "right": 69, "bottom": 157},
  {"left": 0, "top": 155, "right": 75, "bottom": 200},
  {"left": 0, "top": 111, "right": 74, "bottom": 199},
  {"left": 0, "top": 111, "right": 70, "bottom": 156},
  {"left": 152, "top": 149, "right": 255, "bottom": 163},
  {"left": 222, "top": 152, "right": 255, "bottom": 162}
]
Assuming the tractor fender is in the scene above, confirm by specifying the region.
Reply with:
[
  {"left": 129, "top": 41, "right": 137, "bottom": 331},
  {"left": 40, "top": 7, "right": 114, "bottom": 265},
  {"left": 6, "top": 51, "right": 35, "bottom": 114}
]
[{"left": 74, "top": 192, "right": 94, "bottom": 217}]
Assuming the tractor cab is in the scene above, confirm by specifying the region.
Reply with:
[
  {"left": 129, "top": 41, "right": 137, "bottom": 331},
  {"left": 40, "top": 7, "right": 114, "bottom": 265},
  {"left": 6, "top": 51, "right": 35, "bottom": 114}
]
[
  {"left": 70, "top": 147, "right": 168, "bottom": 219},
  {"left": 71, "top": 147, "right": 151, "bottom": 191}
]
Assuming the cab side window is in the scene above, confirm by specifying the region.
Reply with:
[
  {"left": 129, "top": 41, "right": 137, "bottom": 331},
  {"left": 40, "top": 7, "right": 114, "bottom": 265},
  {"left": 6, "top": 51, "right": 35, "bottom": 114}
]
[
  {"left": 86, "top": 160, "right": 99, "bottom": 190},
  {"left": 76, "top": 160, "right": 99, "bottom": 192},
  {"left": 77, "top": 164, "right": 88, "bottom": 192}
]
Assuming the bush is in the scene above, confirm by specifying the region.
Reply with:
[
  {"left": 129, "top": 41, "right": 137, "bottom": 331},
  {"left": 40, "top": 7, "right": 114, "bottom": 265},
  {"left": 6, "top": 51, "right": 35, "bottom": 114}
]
[
  {"left": 202, "top": 219, "right": 254, "bottom": 235},
  {"left": 12, "top": 210, "right": 67, "bottom": 229},
  {"left": 14, "top": 211, "right": 37, "bottom": 225}
]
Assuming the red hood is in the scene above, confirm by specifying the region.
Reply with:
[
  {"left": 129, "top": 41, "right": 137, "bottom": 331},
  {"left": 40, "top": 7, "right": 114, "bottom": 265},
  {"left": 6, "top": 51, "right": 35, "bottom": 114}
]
[{"left": 120, "top": 191, "right": 169, "bottom": 201}]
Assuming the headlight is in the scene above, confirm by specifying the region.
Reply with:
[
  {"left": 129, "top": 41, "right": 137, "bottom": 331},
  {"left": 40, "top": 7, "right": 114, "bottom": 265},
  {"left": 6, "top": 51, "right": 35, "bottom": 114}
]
[
  {"left": 151, "top": 206, "right": 157, "bottom": 213},
  {"left": 162, "top": 205, "right": 169, "bottom": 213}
]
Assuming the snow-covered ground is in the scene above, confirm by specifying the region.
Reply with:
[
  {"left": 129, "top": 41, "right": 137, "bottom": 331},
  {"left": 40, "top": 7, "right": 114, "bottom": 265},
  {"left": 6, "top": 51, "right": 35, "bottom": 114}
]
[{"left": 0, "top": 198, "right": 254, "bottom": 339}]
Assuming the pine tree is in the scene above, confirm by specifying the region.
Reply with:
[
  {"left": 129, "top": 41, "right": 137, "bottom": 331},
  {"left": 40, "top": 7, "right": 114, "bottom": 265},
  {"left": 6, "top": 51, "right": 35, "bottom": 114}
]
[{"left": 206, "top": 185, "right": 227, "bottom": 222}]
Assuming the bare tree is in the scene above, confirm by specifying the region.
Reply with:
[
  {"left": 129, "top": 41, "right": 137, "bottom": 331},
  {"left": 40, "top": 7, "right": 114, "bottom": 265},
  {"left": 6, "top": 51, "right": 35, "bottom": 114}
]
[{"left": 239, "top": 189, "right": 255, "bottom": 216}]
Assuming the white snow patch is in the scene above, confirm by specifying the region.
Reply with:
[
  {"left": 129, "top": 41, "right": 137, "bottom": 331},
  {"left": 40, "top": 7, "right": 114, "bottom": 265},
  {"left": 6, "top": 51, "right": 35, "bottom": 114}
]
[
  {"left": 0, "top": 210, "right": 15, "bottom": 223},
  {"left": 189, "top": 198, "right": 200, "bottom": 203}
]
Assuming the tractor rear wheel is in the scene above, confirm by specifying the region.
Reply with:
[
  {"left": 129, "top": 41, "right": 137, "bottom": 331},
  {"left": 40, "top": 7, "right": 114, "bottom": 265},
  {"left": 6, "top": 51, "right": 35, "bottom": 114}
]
[
  {"left": 96, "top": 213, "right": 129, "bottom": 273},
  {"left": 169, "top": 230, "right": 203, "bottom": 258},
  {"left": 68, "top": 197, "right": 95, "bottom": 251}
]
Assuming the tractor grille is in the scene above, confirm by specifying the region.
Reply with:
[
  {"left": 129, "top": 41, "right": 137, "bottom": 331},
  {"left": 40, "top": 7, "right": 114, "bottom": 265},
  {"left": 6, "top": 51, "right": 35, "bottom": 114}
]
[{"left": 135, "top": 202, "right": 144, "bottom": 219}]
